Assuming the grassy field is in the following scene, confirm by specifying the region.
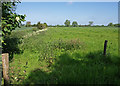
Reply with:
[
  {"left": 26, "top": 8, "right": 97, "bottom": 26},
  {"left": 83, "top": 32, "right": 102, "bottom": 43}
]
[{"left": 4, "top": 27, "right": 120, "bottom": 84}]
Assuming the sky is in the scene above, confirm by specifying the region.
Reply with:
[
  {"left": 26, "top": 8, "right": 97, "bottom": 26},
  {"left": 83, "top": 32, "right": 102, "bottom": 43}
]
[
  {"left": 21, "top": 0, "right": 120, "bottom": 2},
  {"left": 16, "top": 2, "right": 118, "bottom": 25}
]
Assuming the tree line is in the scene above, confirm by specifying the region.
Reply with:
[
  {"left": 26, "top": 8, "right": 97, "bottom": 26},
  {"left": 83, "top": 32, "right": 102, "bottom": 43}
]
[
  {"left": 63, "top": 20, "right": 120, "bottom": 27},
  {"left": 23, "top": 19, "right": 120, "bottom": 28},
  {"left": 25, "top": 21, "right": 48, "bottom": 29}
]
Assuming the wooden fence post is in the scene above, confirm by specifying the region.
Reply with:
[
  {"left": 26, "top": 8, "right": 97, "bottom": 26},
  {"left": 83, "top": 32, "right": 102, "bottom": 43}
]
[
  {"left": 0, "top": 56, "right": 2, "bottom": 86},
  {"left": 2, "top": 53, "right": 9, "bottom": 86},
  {"left": 103, "top": 40, "right": 108, "bottom": 56}
]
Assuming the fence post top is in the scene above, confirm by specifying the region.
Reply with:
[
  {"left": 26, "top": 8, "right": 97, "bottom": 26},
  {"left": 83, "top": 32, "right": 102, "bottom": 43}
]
[
  {"left": 2, "top": 53, "right": 9, "bottom": 55},
  {"left": 105, "top": 40, "right": 108, "bottom": 42}
]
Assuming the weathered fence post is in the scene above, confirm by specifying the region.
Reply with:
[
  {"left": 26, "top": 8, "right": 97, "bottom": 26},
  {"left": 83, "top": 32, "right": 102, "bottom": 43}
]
[
  {"left": 103, "top": 40, "right": 108, "bottom": 56},
  {"left": 2, "top": 53, "right": 9, "bottom": 86},
  {"left": 0, "top": 56, "right": 2, "bottom": 86}
]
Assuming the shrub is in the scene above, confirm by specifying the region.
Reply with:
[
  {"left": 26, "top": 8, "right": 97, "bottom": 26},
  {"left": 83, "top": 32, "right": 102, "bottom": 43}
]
[
  {"left": 44, "top": 23, "right": 48, "bottom": 27},
  {"left": 37, "top": 22, "right": 46, "bottom": 29}
]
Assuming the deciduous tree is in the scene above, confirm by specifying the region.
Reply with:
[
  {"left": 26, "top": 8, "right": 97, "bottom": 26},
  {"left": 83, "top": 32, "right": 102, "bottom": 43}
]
[
  {"left": 89, "top": 21, "right": 93, "bottom": 26},
  {"left": 64, "top": 20, "right": 70, "bottom": 27},
  {"left": 108, "top": 23, "right": 113, "bottom": 27},
  {"left": 72, "top": 21, "right": 78, "bottom": 27}
]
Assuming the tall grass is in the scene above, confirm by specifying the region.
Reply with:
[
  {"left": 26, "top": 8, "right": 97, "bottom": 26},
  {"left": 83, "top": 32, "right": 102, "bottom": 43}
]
[{"left": 7, "top": 27, "right": 119, "bottom": 85}]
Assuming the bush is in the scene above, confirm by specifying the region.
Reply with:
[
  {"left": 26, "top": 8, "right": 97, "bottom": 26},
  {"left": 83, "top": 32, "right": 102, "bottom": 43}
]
[
  {"left": 37, "top": 22, "right": 46, "bottom": 29},
  {"left": 2, "top": 33, "right": 23, "bottom": 60},
  {"left": 44, "top": 23, "right": 48, "bottom": 27}
]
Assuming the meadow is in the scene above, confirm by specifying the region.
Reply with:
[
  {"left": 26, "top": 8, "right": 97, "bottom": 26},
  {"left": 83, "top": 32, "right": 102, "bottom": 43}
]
[{"left": 4, "top": 26, "right": 120, "bottom": 84}]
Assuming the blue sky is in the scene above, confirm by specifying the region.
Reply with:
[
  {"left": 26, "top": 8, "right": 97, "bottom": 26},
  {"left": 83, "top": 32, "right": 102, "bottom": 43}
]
[{"left": 16, "top": 2, "right": 118, "bottom": 25}]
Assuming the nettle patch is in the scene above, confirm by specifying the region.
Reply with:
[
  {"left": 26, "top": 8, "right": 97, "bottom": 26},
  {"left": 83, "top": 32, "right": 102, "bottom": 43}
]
[
  {"left": 36, "top": 39, "right": 86, "bottom": 63},
  {"left": 50, "top": 39, "right": 85, "bottom": 51}
]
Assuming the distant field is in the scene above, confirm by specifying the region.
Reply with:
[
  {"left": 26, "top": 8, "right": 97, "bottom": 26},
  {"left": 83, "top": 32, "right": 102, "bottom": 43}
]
[{"left": 5, "top": 27, "right": 119, "bottom": 84}]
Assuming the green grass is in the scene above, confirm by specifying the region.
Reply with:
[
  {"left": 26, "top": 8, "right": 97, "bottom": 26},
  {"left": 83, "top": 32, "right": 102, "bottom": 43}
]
[{"left": 7, "top": 27, "right": 119, "bottom": 84}]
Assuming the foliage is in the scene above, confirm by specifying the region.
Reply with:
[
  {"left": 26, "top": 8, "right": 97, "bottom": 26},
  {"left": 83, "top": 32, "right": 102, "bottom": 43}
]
[
  {"left": 32, "top": 24, "right": 37, "bottom": 27},
  {"left": 47, "top": 23, "right": 120, "bottom": 27},
  {"left": 108, "top": 23, "right": 114, "bottom": 27},
  {"left": 72, "top": 21, "right": 78, "bottom": 27},
  {"left": 89, "top": 21, "right": 93, "bottom": 26},
  {"left": 64, "top": 19, "right": 70, "bottom": 27},
  {"left": 37, "top": 22, "right": 46, "bottom": 29},
  {"left": 56, "top": 24, "right": 60, "bottom": 27},
  {"left": 2, "top": 35, "right": 23, "bottom": 60},
  {"left": 114, "top": 24, "right": 120, "bottom": 27},
  {"left": 26, "top": 21, "right": 31, "bottom": 27},
  {"left": 37, "top": 22, "right": 40, "bottom": 25},
  {"left": 1, "top": 1, "right": 26, "bottom": 44},
  {"left": 107, "top": 23, "right": 120, "bottom": 27},
  {"left": 44, "top": 23, "right": 48, "bottom": 27}
]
